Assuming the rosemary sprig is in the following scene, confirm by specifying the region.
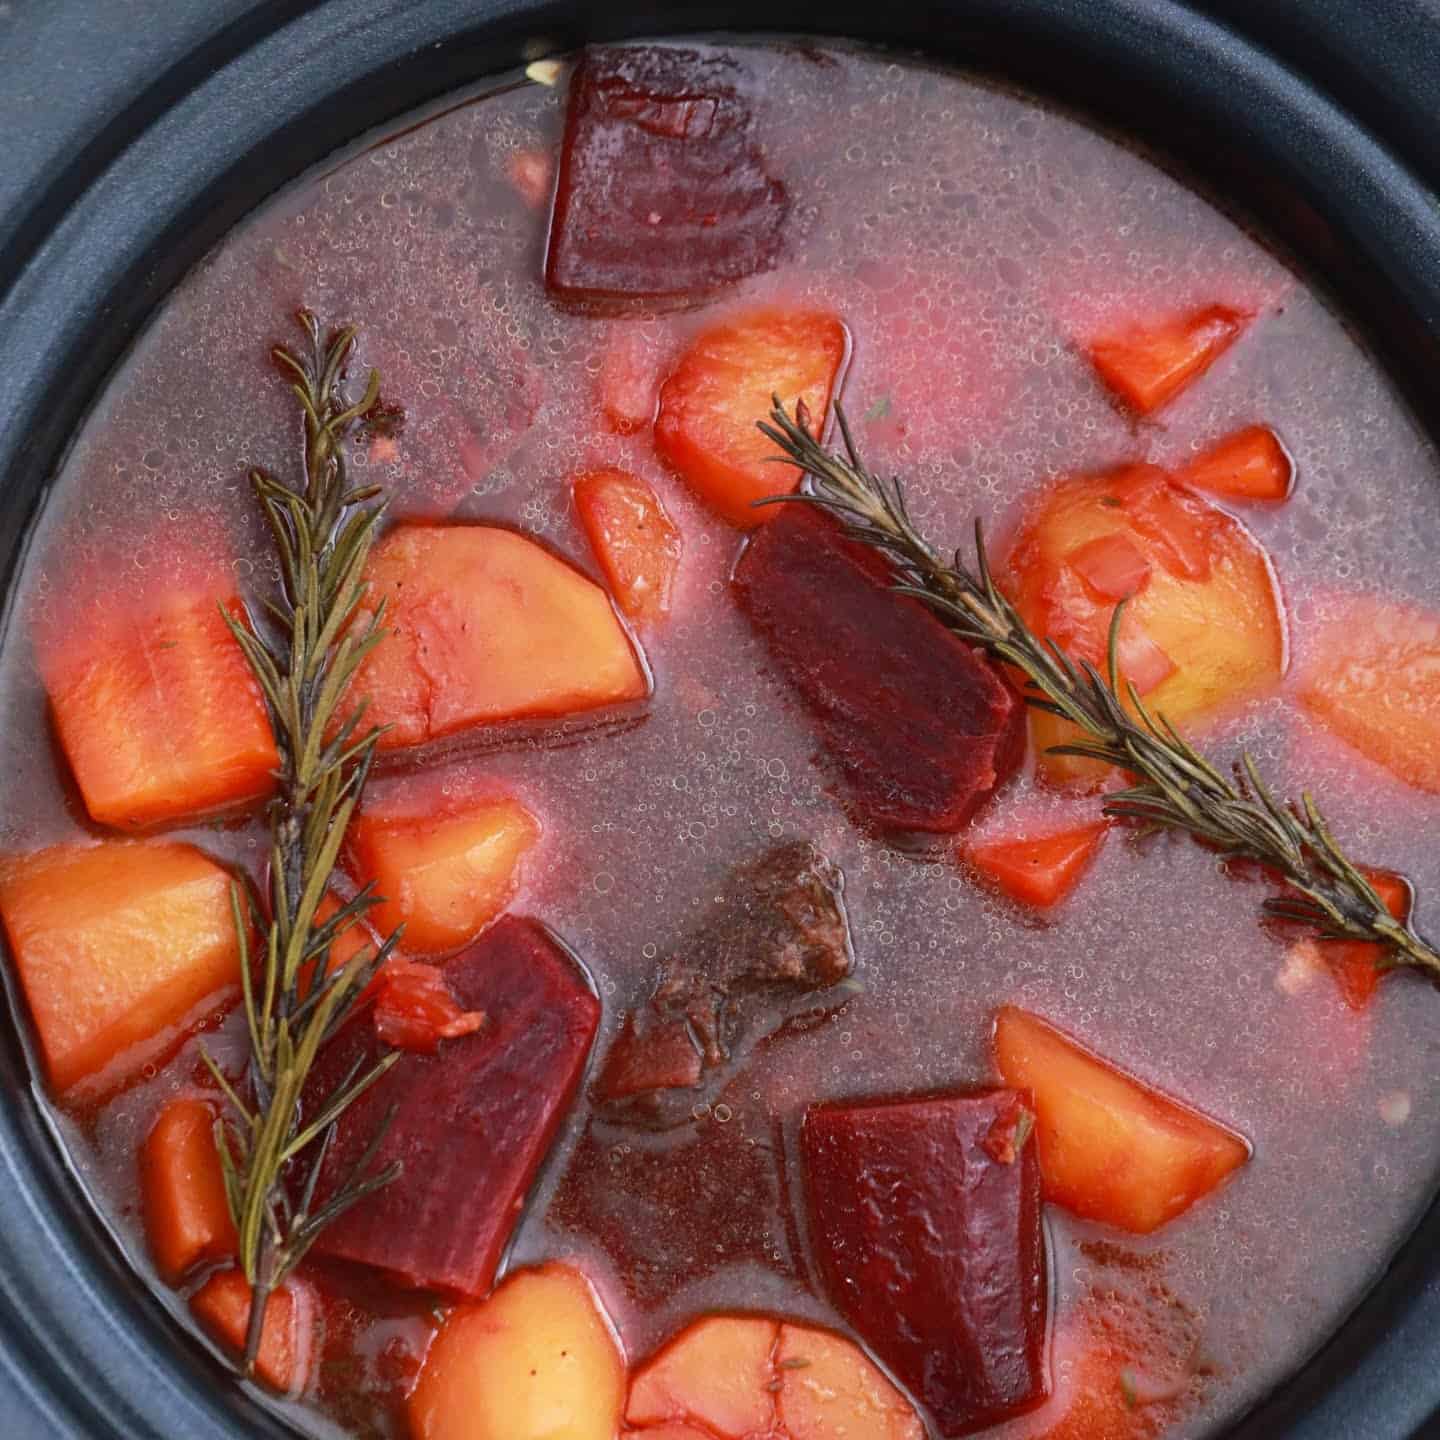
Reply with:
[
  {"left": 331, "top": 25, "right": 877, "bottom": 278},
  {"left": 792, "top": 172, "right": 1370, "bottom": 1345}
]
[
  {"left": 203, "top": 312, "right": 404, "bottom": 1376},
  {"left": 758, "top": 398, "right": 1440, "bottom": 981}
]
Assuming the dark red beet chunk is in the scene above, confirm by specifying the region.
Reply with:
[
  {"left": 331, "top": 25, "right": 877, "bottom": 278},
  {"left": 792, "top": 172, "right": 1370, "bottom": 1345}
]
[
  {"left": 546, "top": 46, "right": 789, "bottom": 305},
  {"left": 306, "top": 916, "right": 599, "bottom": 1296},
  {"left": 802, "top": 1089, "right": 1048, "bottom": 1436},
  {"left": 733, "top": 504, "right": 1025, "bottom": 836}
]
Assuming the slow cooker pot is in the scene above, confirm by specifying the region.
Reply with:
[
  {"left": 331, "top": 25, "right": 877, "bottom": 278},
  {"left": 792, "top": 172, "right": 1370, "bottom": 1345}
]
[{"left": 2, "top": 2, "right": 1439, "bottom": 1436}]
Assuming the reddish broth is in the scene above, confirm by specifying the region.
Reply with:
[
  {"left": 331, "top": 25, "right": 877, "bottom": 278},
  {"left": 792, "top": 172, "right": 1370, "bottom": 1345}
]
[{"left": 1, "top": 39, "right": 1439, "bottom": 1440}]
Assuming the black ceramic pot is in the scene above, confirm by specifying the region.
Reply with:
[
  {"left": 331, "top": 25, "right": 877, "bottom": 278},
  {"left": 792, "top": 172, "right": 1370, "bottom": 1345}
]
[{"left": 2, "top": 2, "right": 1438, "bottom": 1436}]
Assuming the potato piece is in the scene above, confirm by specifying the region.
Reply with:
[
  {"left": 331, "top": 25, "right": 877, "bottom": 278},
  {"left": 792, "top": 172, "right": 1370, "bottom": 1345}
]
[
  {"left": 1004, "top": 464, "right": 1285, "bottom": 787},
  {"left": 776, "top": 1323, "right": 924, "bottom": 1440},
  {"left": 408, "top": 1264, "right": 624, "bottom": 1440},
  {"left": 1299, "top": 597, "right": 1440, "bottom": 795},
  {"left": 350, "top": 791, "right": 540, "bottom": 956},
  {"left": 346, "top": 524, "right": 649, "bottom": 752},
  {"left": 994, "top": 1007, "right": 1249, "bottom": 1233},
  {"left": 627, "top": 1315, "right": 779, "bottom": 1437}
]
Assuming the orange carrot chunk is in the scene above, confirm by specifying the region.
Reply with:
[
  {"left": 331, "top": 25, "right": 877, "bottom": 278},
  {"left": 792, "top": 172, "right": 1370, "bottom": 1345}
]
[
  {"left": 190, "top": 1270, "right": 315, "bottom": 1394},
  {"left": 1180, "top": 424, "right": 1293, "bottom": 503},
  {"left": 0, "top": 842, "right": 242, "bottom": 1097},
  {"left": 345, "top": 525, "right": 649, "bottom": 752},
  {"left": 1299, "top": 597, "right": 1440, "bottom": 795},
  {"left": 655, "top": 308, "right": 847, "bottom": 528},
  {"left": 574, "top": 469, "right": 683, "bottom": 624},
  {"left": 349, "top": 791, "right": 540, "bottom": 956},
  {"left": 38, "top": 589, "right": 277, "bottom": 830},
  {"left": 141, "top": 1097, "right": 238, "bottom": 1283},
  {"left": 969, "top": 821, "right": 1109, "bottom": 909},
  {"left": 409, "top": 1264, "right": 625, "bottom": 1440},
  {"left": 993, "top": 1006, "right": 1249, "bottom": 1233},
  {"left": 1087, "top": 304, "right": 1251, "bottom": 415},
  {"left": 1313, "top": 870, "right": 1411, "bottom": 1011}
]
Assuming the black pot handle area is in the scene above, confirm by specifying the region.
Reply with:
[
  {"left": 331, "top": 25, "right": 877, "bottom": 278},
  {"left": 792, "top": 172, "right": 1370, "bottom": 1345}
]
[{"left": 1, "top": 2, "right": 1439, "bottom": 1437}]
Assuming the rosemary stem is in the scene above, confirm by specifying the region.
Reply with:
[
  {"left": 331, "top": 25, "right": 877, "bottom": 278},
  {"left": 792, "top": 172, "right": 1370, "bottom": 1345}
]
[{"left": 759, "top": 398, "right": 1440, "bottom": 981}]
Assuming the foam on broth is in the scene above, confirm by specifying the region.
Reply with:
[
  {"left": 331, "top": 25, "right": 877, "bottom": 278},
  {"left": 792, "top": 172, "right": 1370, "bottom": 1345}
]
[{"left": 2, "top": 40, "right": 1438, "bottom": 1440}]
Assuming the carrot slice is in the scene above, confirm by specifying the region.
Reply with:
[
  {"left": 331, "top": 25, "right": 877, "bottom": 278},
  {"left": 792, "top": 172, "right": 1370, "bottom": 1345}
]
[
  {"left": 1087, "top": 304, "right": 1250, "bottom": 415},
  {"left": 141, "top": 1097, "right": 238, "bottom": 1283},
  {"left": 993, "top": 1007, "right": 1249, "bottom": 1233},
  {"left": 0, "top": 841, "right": 242, "bottom": 1096},
  {"left": 655, "top": 308, "right": 847, "bottom": 527},
  {"left": 38, "top": 589, "right": 277, "bottom": 830},
  {"left": 190, "top": 1270, "right": 315, "bottom": 1394},
  {"left": 1179, "top": 424, "right": 1293, "bottom": 503},
  {"left": 346, "top": 524, "right": 649, "bottom": 752},
  {"left": 1298, "top": 597, "right": 1440, "bottom": 795},
  {"left": 573, "top": 468, "right": 683, "bottom": 624},
  {"left": 969, "top": 821, "right": 1109, "bottom": 909},
  {"left": 409, "top": 1264, "right": 625, "bottom": 1440},
  {"left": 349, "top": 790, "right": 540, "bottom": 956}
]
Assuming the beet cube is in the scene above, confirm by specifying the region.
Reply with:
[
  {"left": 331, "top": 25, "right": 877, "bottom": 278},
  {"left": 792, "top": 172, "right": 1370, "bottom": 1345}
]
[
  {"left": 733, "top": 504, "right": 1025, "bottom": 836},
  {"left": 307, "top": 915, "right": 599, "bottom": 1296},
  {"left": 801, "top": 1090, "right": 1048, "bottom": 1436},
  {"left": 546, "top": 46, "right": 789, "bottom": 305}
]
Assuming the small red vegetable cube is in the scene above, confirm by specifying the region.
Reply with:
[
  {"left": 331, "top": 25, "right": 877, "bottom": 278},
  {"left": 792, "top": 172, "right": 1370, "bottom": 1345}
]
[
  {"left": 656, "top": 308, "right": 848, "bottom": 528},
  {"left": 37, "top": 586, "right": 277, "bottom": 830},
  {"left": 0, "top": 841, "right": 243, "bottom": 1097},
  {"left": 372, "top": 957, "right": 485, "bottom": 1053},
  {"left": 734, "top": 503, "right": 1024, "bottom": 836},
  {"left": 345, "top": 524, "right": 649, "bottom": 752},
  {"left": 190, "top": 1270, "right": 316, "bottom": 1394},
  {"left": 968, "top": 819, "right": 1109, "bottom": 910},
  {"left": 574, "top": 468, "right": 683, "bottom": 624},
  {"left": 1180, "top": 424, "right": 1293, "bottom": 503},
  {"left": 546, "top": 46, "right": 789, "bottom": 304},
  {"left": 1087, "top": 304, "right": 1251, "bottom": 415},
  {"left": 802, "top": 1090, "right": 1048, "bottom": 1436},
  {"left": 993, "top": 1007, "right": 1249, "bottom": 1233},
  {"left": 306, "top": 915, "right": 600, "bottom": 1295},
  {"left": 1311, "top": 869, "right": 1411, "bottom": 1011},
  {"left": 140, "top": 1096, "right": 238, "bottom": 1283},
  {"left": 1068, "top": 532, "right": 1152, "bottom": 601}
]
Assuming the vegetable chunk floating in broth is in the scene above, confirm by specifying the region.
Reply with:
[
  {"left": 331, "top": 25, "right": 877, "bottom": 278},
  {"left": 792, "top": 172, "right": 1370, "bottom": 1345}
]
[{"left": 2, "top": 34, "right": 1440, "bottom": 1440}]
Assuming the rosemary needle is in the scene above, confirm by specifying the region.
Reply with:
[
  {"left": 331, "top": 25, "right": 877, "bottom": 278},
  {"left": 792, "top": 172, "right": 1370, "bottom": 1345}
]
[
  {"left": 758, "top": 397, "right": 1440, "bottom": 981},
  {"left": 204, "top": 312, "right": 404, "bottom": 1376}
]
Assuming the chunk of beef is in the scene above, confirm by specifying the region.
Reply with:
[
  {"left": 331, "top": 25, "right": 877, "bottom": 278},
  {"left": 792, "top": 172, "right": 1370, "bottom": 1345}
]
[{"left": 592, "top": 841, "right": 851, "bottom": 1126}]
